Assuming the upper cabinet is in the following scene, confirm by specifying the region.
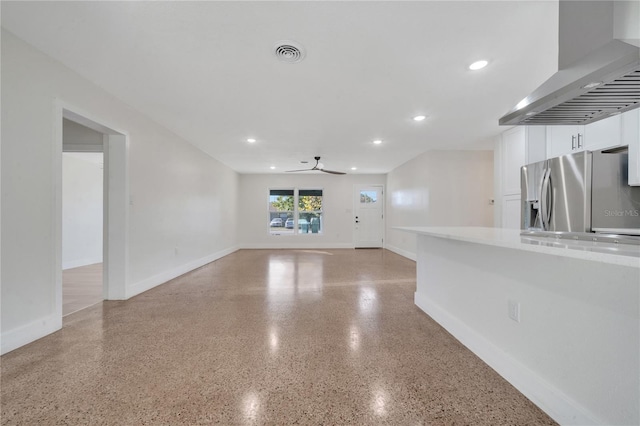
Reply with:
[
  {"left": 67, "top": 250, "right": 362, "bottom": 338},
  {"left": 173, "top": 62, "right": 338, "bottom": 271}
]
[
  {"left": 541, "top": 109, "right": 639, "bottom": 186},
  {"left": 500, "top": 126, "right": 545, "bottom": 195},
  {"left": 624, "top": 110, "right": 640, "bottom": 186},
  {"left": 584, "top": 114, "right": 622, "bottom": 151},
  {"left": 501, "top": 127, "right": 526, "bottom": 196},
  {"left": 546, "top": 110, "right": 636, "bottom": 159},
  {"left": 546, "top": 125, "right": 585, "bottom": 158}
]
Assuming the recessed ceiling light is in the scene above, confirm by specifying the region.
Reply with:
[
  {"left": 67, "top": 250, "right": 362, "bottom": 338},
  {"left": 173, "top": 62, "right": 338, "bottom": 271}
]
[
  {"left": 373, "top": 140, "right": 382, "bottom": 145},
  {"left": 351, "top": 167, "right": 357, "bottom": 170},
  {"left": 469, "top": 60, "right": 488, "bottom": 70},
  {"left": 247, "top": 138, "right": 256, "bottom": 143},
  {"left": 413, "top": 115, "right": 426, "bottom": 121},
  {"left": 270, "top": 166, "right": 276, "bottom": 170}
]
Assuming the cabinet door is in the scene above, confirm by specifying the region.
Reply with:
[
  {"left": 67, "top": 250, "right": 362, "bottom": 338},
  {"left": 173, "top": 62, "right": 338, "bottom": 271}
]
[
  {"left": 502, "top": 127, "right": 526, "bottom": 195},
  {"left": 526, "top": 126, "right": 547, "bottom": 164},
  {"left": 546, "top": 125, "right": 584, "bottom": 158},
  {"left": 624, "top": 110, "right": 640, "bottom": 186},
  {"left": 502, "top": 195, "right": 521, "bottom": 229},
  {"left": 585, "top": 115, "right": 622, "bottom": 151}
]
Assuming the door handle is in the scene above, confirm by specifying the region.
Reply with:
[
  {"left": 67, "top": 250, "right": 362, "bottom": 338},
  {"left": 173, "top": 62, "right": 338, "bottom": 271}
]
[
  {"left": 577, "top": 133, "right": 583, "bottom": 148},
  {"left": 540, "top": 168, "right": 551, "bottom": 230},
  {"left": 571, "top": 135, "right": 576, "bottom": 150}
]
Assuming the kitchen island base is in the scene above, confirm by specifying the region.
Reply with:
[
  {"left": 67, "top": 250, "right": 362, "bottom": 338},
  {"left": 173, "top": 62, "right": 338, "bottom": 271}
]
[{"left": 409, "top": 229, "right": 639, "bottom": 426}]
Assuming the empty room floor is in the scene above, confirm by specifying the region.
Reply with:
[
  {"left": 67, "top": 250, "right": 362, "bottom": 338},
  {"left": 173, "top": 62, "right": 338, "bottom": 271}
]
[
  {"left": 1, "top": 249, "right": 555, "bottom": 425},
  {"left": 63, "top": 263, "right": 103, "bottom": 316}
]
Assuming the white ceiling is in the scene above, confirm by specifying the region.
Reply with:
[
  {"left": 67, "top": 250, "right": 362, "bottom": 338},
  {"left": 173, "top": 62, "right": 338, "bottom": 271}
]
[{"left": 1, "top": 1, "right": 559, "bottom": 174}]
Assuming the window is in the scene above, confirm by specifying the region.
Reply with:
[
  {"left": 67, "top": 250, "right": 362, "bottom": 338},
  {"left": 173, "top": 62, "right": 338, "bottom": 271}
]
[
  {"left": 269, "top": 189, "right": 323, "bottom": 235},
  {"left": 360, "top": 190, "right": 377, "bottom": 204}
]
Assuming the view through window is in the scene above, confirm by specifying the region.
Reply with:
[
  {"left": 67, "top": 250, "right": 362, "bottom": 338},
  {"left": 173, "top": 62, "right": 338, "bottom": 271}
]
[{"left": 269, "top": 189, "right": 323, "bottom": 235}]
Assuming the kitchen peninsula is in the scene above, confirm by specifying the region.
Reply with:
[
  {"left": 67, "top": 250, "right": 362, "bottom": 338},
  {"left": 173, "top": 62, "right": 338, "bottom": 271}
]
[{"left": 397, "top": 226, "right": 639, "bottom": 426}]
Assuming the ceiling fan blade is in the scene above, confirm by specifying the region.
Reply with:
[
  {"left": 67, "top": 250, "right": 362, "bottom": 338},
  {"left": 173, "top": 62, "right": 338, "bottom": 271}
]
[
  {"left": 319, "top": 169, "right": 346, "bottom": 175},
  {"left": 285, "top": 168, "right": 314, "bottom": 172}
]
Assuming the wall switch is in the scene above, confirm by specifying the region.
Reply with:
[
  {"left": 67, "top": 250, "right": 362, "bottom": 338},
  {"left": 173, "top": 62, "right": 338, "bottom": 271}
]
[
  {"left": 174, "top": 247, "right": 179, "bottom": 256},
  {"left": 508, "top": 299, "right": 520, "bottom": 323}
]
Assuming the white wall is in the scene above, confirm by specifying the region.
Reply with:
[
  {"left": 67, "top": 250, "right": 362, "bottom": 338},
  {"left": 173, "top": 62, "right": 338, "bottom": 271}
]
[
  {"left": 385, "top": 150, "right": 494, "bottom": 259},
  {"left": 238, "top": 173, "right": 385, "bottom": 248},
  {"left": 614, "top": 1, "right": 640, "bottom": 46},
  {"left": 62, "top": 153, "right": 103, "bottom": 269},
  {"left": 1, "top": 30, "right": 239, "bottom": 353}
]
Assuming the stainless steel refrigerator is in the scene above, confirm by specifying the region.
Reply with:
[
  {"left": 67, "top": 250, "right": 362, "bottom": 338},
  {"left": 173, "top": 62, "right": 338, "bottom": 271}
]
[{"left": 521, "top": 149, "right": 640, "bottom": 236}]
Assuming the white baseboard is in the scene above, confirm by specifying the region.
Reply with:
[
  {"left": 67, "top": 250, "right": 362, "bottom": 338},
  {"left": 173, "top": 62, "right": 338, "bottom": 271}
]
[
  {"left": 385, "top": 244, "right": 416, "bottom": 261},
  {"left": 414, "top": 292, "right": 602, "bottom": 426},
  {"left": 63, "top": 256, "right": 103, "bottom": 270},
  {"left": 127, "top": 246, "right": 239, "bottom": 299},
  {"left": 1, "top": 313, "right": 62, "bottom": 355},
  {"left": 239, "top": 243, "right": 354, "bottom": 249}
]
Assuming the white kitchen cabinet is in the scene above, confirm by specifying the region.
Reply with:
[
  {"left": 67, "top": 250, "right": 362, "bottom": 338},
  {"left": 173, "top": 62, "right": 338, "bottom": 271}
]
[
  {"left": 501, "top": 127, "right": 526, "bottom": 195},
  {"left": 585, "top": 114, "right": 622, "bottom": 151},
  {"left": 624, "top": 109, "right": 640, "bottom": 186},
  {"left": 500, "top": 126, "right": 545, "bottom": 196},
  {"left": 584, "top": 109, "right": 639, "bottom": 186},
  {"left": 546, "top": 125, "right": 585, "bottom": 158},
  {"left": 526, "top": 126, "right": 547, "bottom": 164},
  {"left": 494, "top": 126, "right": 545, "bottom": 228},
  {"left": 502, "top": 194, "right": 521, "bottom": 229}
]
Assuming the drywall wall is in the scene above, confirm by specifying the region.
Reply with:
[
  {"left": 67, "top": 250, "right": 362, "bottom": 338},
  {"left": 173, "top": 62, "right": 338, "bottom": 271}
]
[
  {"left": 62, "top": 153, "right": 103, "bottom": 269},
  {"left": 238, "top": 173, "right": 385, "bottom": 248},
  {"left": 385, "top": 150, "right": 494, "bottom": 259},
  {"left": 614, "top": 1, "right": 640, "bottom": 46},
  {"left": 1, "top": 30, "right": 239, "bottom": 354}
]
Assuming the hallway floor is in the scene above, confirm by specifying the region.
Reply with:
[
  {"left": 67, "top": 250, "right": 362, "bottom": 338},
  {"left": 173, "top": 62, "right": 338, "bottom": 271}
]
[
  {"left": 1, "top": 249, "right": 555, "bottom": 425},
  {"left": 63, "top": 262, "right": 103, "bottom": 316}
]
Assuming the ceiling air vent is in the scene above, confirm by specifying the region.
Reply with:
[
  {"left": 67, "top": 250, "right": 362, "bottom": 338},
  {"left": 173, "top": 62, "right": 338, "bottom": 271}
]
[{"left": 274, "top": 41, "right": 305, "bottom": 64}]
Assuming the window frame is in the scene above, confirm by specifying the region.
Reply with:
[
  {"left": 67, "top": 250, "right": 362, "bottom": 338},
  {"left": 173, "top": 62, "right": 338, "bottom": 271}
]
[{"left": 268, "top": 188, "right": 323, "bottom": 236}]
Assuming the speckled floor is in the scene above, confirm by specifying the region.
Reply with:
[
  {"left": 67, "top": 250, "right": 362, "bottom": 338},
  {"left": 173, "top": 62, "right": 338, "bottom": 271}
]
[{"left": 1, "top": 249, "right": 556, "bottom": 425}]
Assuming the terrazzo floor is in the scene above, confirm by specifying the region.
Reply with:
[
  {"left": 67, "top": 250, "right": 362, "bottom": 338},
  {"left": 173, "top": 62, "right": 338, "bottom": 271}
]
[
  {"left": 1, "top": 249, "right": 556, "bottom": 425},
  {"left": 63, "top": 263, "right": 103, "bottom": 316}
]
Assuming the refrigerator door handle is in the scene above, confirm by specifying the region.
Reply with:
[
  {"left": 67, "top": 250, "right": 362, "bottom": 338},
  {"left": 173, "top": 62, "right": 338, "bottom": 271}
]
[
  {"left": 540, "top": 168, "right": 551, "bottom": 230},
  {"left": 540, "top": 169, "right": 547, "bottom": 230},
  {"left": 546, "top": 173, "right": 553, "bottom": 229}
]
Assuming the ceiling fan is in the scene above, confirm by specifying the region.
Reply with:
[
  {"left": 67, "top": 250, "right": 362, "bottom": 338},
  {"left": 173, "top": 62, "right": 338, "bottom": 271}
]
[{"left": 286, "top": 156, "right": 346, "bottom": 175}]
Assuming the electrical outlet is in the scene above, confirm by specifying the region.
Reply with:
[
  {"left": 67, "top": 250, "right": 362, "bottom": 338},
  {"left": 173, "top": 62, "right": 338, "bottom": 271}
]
[{"left": 508, "top": 299, "right": 520, "bottom": 323}]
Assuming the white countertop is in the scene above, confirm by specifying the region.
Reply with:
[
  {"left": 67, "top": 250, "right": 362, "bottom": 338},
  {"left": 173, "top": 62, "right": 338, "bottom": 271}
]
[{"left": 395, "top": 226, "right": 640, "bottom": 268}]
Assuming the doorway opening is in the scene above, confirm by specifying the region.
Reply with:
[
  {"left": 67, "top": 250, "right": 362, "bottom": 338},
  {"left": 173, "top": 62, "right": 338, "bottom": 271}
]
[
  {"left": 55, "top": 105, "right": 129, "bottom": 322},
  {"left": 62, "top": 120, "right": 105, "bottom": 315}
]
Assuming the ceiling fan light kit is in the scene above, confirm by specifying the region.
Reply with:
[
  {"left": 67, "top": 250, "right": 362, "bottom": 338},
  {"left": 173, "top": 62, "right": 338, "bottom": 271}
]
[{"left": 285, "top": 156, "right": 346, "bottom": 175}]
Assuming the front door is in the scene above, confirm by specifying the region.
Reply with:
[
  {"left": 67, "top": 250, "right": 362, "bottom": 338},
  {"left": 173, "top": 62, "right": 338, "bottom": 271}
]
[{"left": 354, "top": 185, "right": 384, "bottom": 248}]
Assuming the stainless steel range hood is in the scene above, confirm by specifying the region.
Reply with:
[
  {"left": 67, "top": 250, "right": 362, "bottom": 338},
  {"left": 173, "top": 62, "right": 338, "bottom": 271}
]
[{"left": 500, "top": 1, "right": 640, "bottom": 126}]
